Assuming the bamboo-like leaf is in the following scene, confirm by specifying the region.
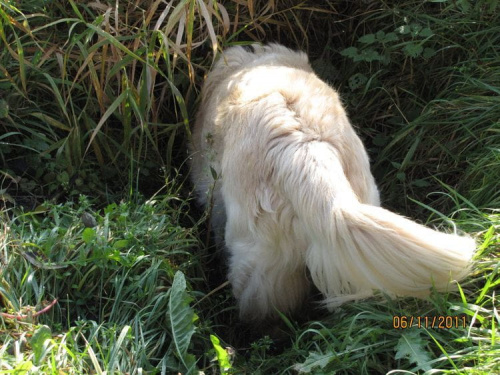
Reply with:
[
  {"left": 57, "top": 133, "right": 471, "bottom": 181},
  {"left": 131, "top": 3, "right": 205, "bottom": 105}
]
[
  {"left": 138, "top": 62, "right": 151, "bottom": 117},
  {"left": 84, "top": 23, "right": 145, "bottom": 63},
  {"left": 164, "top": 0, "right": 189, "bottom": 36},
  {"left": 153, "top": 1, "right": 173, "bottom": 31},
  {"left": 83, "top": 336, "right": 104, "bottom": 375},
  {"left": 400, "top": 132, "right": 421, "bottom": 169},
  {"left": 107, "top": 54, "right": 135, "bottom": 78},
  {"left": 197, "top": 0, "right": 218, "bottom": 62},
  {"left": 186, "top": 0, "right": 196, "bottom": 66},
  {"left": 248, "top": 0, "right": 255, "bottom": 19},
  {"left": 155, "top": 32, "right": 192, "bottom": 138},
  {"left": 173, "top": 11, "right": 186, "bottom": 70},
  {"left": 75, "top": 41, "right": 104, "bottom": 112},
  {"left": 14, "top": 29, "right": 27, "bottom": 92},
  {"left": 128, "top": 88, "right": 162, "bottom": 159},
  {"left": 85, "top": 90, "right": 128, "bottom": 156},
  {"left": 107, "top": 325, "right": 131, "bottom": 372},
  {"left": 31, "top": 112, "right": 71, "bottom": 131},
  {"left": 214, "top": 3, "right": 230, "bottom": 36},
  {"left": 81, "top": 113, "right": 104, "bottom": 165},
  {"left": 43, "top": 73, "right": 70, "bottom": 121},
  {"left": 0, "top": 131, "right": 21, "bottom": 141},
  {"left": 68, "top": 0, "right": 85, "bottom": 21}
]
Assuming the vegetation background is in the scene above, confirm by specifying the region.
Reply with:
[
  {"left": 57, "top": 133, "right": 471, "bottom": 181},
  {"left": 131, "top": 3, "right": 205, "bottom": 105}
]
[{"left": 0, "top": 0, "right": 499, "bottom": 373}]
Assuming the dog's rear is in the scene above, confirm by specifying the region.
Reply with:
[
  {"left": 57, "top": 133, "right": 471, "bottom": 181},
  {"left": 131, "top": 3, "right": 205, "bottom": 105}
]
[{"left": 190, "top": 44, "right": 475, "bottom": 321}]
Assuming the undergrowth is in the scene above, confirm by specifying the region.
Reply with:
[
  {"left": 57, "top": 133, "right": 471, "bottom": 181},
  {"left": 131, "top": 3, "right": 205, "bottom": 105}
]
[{"left": 1, "top": 0, "right": 499, "bottom": 374}]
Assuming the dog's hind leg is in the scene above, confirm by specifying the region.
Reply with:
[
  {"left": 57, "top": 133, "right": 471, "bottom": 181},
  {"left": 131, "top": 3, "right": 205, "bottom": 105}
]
[{"left": 225, "top": 222, "right": 310, "bottom": 321}]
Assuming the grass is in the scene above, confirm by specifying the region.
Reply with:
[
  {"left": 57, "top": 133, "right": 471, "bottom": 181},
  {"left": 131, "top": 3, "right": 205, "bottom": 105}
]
[
  {"left": 1, "top": 0, "right": 499, "bottom": 374},
  {"left": 0, "top": 194, "right": 206, "bottom": 373}
]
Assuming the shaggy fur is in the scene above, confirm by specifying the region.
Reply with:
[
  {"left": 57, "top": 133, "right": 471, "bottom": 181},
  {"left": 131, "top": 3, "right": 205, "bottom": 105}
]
[{"left": 190, "top": 43, "right": 475, "bottom": 321}]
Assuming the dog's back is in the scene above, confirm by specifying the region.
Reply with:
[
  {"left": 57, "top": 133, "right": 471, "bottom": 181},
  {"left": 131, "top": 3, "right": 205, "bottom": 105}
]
[{"left": 190, "top": 44, "right": 474, "bottom": 321}]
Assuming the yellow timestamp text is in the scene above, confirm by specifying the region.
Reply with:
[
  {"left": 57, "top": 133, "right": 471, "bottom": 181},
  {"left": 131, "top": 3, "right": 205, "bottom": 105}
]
[{"left": 392, "top": 315, "right": 467, "bottom": 329}]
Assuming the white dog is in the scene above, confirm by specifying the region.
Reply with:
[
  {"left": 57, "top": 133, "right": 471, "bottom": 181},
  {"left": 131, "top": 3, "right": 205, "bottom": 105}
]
[{"left": 190, "top": 43, "right": 475, "bottom": 321}]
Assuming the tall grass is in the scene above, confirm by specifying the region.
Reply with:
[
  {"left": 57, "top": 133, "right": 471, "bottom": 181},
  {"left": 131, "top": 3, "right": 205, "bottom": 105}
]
[
  {"left": 0, "top": 0, "right": 329, "bottom": 203},
  {"left": 323, "top": 1, "right": 500, "bottom": 218},
  {"left": 0, "top": 0, "right": 499, "bottom": 374},
  {"left": 1, "top": 0, "right": 222, "bottom": 202}
]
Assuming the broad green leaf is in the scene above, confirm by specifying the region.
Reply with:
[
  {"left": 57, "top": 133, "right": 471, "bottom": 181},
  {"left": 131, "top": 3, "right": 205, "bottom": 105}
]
[
  {"left": 457, "top": 0, "right": 472, "bottom": 12},
  {"left": 375, "top": 30, "right": 385, "bottom": 40},
  {"left": 420, "top": 27, "right": 434, "bottom": 37},
  {"left": 340, "top": 46, "right": 359, "bottom": 59},
  {"left": 82, "top": 228, "right": 96, "bottom": 244},
  {"left": 395, "top": 330, "right": 432, "bottom": 371},
  {"left": 359, "top": 34, "right": 376, "bottom": 44},
  {"left": 23, "top": 136, "right": 49, "bottom": 152},
  {"left": 210, "top": 335, "right": 232, "bottom": 375},
  {"left": 168, "top": 271, "right": 198, "bottom": 372},
  {"left": 31, "top": 325, "right": 52, "bottom": 366},
  {"left": 348, "top": 73, "right": 368, "bottom": 91},
  {"left": 382, "top": 32, "right": 398, "bottom": 43},
  {"left": 410, "top": 23, "right": 422, "bottom": 36},
  {"left": 403, "top": 43, "right": 423, "bottom": 58},
  {"left": 57, "top": 171, "right": 70, "bottom": 184},
  {"left": 113, "top": 239, "right": 129, "bottom": 249},
  {"left": 359, "top": 48, "right": 382, "bottom": 62},
  {"left": 423, "top": 47, "right": 437, "bottom": 59},
  {"left": 294, "top": 351, "right": 333, "bottom": 373}
]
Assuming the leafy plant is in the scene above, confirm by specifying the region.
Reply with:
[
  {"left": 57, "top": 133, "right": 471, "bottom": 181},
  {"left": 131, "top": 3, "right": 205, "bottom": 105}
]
[
  {"left": 1, "top": 0, "right": 499, "bottom": 374},
  {"left": 394, "top": 330, "right": 431, "bottom": 372},
  {"left": 210, "top": 334, "right": 233, "bottom": 375},
  {"left": 0, "top": 194, "right": 206, "bottom": 373},
  {"left": 168, "top": 271, "right": 199, "bottom": 373},
  {"left": 341, "top": 25, "right": 435, "bottom": 66}
]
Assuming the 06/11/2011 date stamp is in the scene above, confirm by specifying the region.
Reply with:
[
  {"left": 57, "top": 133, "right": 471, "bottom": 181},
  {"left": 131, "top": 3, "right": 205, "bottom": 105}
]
[{"left": 393, "top": 315, "right": 467, "bottom": 329}]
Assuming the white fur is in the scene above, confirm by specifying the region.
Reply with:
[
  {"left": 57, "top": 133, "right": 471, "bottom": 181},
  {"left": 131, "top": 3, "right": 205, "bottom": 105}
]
[{"left": 190, "top": 43, "right": 475, "bottom": 321}]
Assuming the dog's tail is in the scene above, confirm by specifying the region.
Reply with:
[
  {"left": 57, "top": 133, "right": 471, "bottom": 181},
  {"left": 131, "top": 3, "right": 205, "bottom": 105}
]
[{"left": 273, "top": 140, "right": 475, "bottom": 307}]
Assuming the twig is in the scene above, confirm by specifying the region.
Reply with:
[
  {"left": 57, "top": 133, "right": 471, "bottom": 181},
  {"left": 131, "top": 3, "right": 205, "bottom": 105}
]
[
  {"left": 0, "top": 299, "right": 58, "bottom": 321},
  {"left": 193, "top": 281, "right": 229, "bottom": 307}
]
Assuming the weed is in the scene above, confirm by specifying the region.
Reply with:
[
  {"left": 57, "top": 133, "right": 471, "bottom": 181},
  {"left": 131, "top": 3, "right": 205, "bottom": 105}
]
[{"left": 0, "top": 0, "right": 499, "bottom": 374}]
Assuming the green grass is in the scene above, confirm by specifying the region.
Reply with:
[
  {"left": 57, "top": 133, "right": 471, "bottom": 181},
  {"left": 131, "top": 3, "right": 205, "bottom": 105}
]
[
  {"left": 1, "top": 0, "right": 499, "bottom": 374},
  {"left": 0, "top": 194, "right": 207, "bottom": 373}
]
